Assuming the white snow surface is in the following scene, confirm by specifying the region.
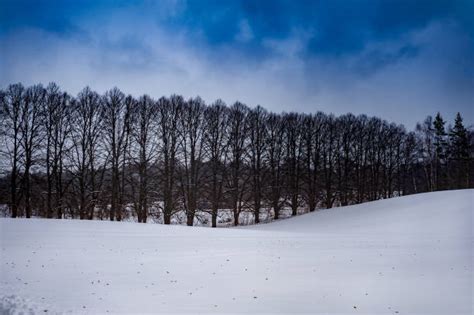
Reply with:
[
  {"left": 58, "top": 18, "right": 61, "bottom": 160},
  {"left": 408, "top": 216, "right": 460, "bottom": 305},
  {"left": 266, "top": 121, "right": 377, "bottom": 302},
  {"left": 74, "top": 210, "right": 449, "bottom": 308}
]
[{"left": 1, "top": 190, "right": 472, "bottom": 314}]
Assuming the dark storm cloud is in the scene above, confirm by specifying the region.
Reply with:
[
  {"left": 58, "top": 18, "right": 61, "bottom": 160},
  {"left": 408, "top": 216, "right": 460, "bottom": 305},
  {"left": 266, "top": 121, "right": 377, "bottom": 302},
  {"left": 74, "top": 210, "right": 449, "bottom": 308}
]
[{"left": 1, "top": 0, "right": 473, "bottom": 127}]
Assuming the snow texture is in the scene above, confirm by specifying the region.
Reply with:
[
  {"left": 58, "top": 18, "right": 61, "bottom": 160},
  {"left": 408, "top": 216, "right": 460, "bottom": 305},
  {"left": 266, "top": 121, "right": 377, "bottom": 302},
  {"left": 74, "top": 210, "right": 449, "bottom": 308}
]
[
  {"left": 1, "top": 190, "right": 472, "bottom": 314},
  {"left": 0, "top": 294, "right": 63, "bottom": 314}
]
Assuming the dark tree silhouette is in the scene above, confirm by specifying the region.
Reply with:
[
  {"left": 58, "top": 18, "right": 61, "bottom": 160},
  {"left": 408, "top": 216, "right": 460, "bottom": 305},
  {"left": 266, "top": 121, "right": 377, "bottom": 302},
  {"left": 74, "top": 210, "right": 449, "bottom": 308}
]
[
  {"left": 203, "top": 101, "right": 228, "bottom": 227},
  {"left": 0, "top": 83, "right": 471, "bottom": 225}
]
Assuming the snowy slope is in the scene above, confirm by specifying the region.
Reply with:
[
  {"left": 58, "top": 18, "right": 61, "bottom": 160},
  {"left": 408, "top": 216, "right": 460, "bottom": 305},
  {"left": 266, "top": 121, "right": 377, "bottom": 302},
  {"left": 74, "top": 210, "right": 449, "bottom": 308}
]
[{"left": 1, "top": 190, "right": 472, "bottom": 314}]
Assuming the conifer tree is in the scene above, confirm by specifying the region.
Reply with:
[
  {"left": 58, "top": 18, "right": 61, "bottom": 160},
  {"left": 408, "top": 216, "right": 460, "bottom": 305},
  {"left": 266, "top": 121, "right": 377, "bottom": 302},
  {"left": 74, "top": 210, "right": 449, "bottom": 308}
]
[
  {"left": 449, "top": 113, "right": 470, "bottom": 188},
  {"left": 433, "top": 112, "right": 447, "bottom": 189}
]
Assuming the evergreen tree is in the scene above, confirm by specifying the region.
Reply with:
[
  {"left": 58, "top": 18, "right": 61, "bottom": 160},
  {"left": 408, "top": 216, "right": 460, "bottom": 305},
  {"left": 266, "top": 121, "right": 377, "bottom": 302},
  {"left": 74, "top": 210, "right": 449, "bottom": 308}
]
[
  {"left": 449, "top": 112, "right": 470, "bottom": 188},
  {"left": 450, "top": 113, "right": 469, "bottom": 160},
  {"left": 433, "top": 112, "right": 447, "bottom": 189},
  {"left": 433, "top": 113, "right": 447, "bottom": 160}
]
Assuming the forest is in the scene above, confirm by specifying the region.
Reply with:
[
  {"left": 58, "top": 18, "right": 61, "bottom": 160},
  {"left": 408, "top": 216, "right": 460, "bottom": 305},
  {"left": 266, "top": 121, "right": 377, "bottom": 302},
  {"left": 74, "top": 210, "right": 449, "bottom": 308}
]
[{"left": 0, "top": 83, "right": 472, "bottom": 226}]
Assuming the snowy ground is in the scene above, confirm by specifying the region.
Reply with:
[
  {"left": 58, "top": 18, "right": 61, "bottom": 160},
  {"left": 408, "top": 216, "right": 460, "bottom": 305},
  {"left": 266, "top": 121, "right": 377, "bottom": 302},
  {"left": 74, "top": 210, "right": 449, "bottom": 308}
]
[{"left": 1, "top": 190, "right": 472, "bottom": 314}]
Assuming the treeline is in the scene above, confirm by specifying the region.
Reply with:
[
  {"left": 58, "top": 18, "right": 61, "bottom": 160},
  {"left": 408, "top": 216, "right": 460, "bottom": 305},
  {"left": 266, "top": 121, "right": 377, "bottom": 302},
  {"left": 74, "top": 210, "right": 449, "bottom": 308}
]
[{"left": 0, "top": 83, "right": 472, "bottom": 226}]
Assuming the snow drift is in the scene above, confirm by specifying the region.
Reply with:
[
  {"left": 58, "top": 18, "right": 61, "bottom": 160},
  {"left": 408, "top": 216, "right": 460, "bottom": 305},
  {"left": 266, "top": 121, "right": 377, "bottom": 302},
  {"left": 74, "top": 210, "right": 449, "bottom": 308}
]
[{"left": 1, "top": 190, "right": 472, "bottom": 314}]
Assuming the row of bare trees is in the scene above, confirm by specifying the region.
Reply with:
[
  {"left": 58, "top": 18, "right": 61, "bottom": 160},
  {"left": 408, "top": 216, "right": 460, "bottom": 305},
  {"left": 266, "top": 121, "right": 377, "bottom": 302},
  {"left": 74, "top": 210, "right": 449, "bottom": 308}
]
[{"left": 1, "top": 83, "right": 472, "bottom": 226}]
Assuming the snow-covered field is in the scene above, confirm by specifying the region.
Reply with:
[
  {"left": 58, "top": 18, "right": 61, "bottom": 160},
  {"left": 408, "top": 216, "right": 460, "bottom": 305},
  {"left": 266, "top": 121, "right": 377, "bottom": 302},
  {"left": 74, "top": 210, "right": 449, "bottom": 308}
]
[{"left": 1, "top": 190, "right": 472, "bottom": 314}]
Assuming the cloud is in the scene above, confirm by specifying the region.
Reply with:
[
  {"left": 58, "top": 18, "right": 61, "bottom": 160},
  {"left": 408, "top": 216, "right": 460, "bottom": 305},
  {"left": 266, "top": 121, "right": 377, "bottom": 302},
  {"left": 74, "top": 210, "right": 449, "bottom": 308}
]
[
  {"left": 0, "top": 1, "right": 473, "bottom": 129},
  {"left": 235, "top": 19, "right": 254, "bottom": 42}
]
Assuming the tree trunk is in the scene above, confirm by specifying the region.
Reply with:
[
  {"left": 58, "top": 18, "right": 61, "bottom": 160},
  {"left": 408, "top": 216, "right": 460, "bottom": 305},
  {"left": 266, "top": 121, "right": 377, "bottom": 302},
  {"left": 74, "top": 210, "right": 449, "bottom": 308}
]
[
  {"left": 254, "top": 198, "right": 260, "bottom": 224},
  {"left": 163, "top": 211, "right": 171, "bottom": 225},
  {"left": 186, "top": 213, "right": 194, "bottom": 226},
  {"left": 233, "top": 210, "right": 239, "bottom": 226},
  {"left": 211, "top": 206, "right": 218, "bottom": 228},
  {"left": 24, "top": 164, "right": 31, "bottom": 218},
  {"left": 10, "top": 167, "right": 18, "bottom": 218}
]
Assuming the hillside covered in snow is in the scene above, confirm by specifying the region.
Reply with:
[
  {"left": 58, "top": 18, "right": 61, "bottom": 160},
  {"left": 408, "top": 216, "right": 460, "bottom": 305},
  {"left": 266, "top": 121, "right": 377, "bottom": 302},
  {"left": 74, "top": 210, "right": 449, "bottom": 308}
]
[{"left": 1, "top": 190, "right": 472, "bottom": 314}]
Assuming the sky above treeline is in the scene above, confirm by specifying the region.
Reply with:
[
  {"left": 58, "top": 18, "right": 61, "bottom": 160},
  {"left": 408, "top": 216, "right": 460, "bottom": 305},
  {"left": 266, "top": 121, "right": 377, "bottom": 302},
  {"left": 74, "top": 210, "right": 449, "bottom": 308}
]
[{"left": 1, "top": 0, "right": 473, "bottom": 128}]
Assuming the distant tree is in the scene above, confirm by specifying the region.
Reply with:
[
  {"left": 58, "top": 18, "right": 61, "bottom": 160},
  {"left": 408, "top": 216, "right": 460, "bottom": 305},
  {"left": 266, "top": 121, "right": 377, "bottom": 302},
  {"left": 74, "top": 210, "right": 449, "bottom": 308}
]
[
  {"left": 433, "top": 112, "right": 447, "bottom": 190},
  {"left": 449, "top": 113, "right": 470, "bottom": 188},
  {"left": 366, "top": 117, "right": 384, "bottom": 200},
  {"left": 226, "top": 102, "right": 249, "bottom": 226},
  {"left": 321, "top": 115, "right": 336, "bottom": 208},
  {"left": 247, "top": 105, "right": 267, "bottom": 224},
  {"left": 102, "top": 88, "right": 132, "bottom": 221},
  {"left": 265, "top": 113, "right": 285, "bottom": 219},
  {"left": 203, "top": 101, "right": 228, "bottom": 227},
  {"left": 20, "top": 85, "right": 45, "bottom": 218},
  {"left": 352, "top": 115, "right": 369, "bottom": 203},
  {"left": 42, "top": 83, "right": 72, "bottom": 219},
  {"left": 335, "top": 114, "right": 356, "bottom": 206},
  {"left": 0, "top": 84, "right": 25, "bottom": 218},
  {"left": 0, "top": 82, "right": 471, "bottom": 225},
  {"left": 401, "top": 131, "right": 418, "bottom": 194},
  {"left": 301, "top": 113, "right": 324, "bottom": 211},
  {"left": 70, "top": 87, "right": 104, "bottom": 220},
  {"left": 382, "top": 123, "right": 404, "bottom": 198},
  {"left": 178, "top": 97, "right": 206, "bottom": 226},
  {"left": 283, "top": 113, "right": 303, "bottom": 215},
  {"left": 157, "top": 95, "right": 182, "bottom": 225},
  {"left": 416, "top": 116, "right": 435, "bottom": 192},
  {"left": 130, "top": 95, "right": 158, "bottom": 223}
]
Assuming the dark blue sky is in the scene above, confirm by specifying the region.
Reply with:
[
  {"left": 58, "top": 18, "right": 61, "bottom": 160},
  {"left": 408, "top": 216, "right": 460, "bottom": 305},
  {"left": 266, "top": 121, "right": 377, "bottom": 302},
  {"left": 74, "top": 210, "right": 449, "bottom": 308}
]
[{"left": 1, "top": 0, "right": 473, "bottom": 127}]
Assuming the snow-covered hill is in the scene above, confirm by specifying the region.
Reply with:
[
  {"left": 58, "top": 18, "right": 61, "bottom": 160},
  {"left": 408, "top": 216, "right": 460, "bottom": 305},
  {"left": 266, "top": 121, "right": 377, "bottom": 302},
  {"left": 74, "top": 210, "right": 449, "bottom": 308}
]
[{"left": 1, "top": 190, "right": 472, "bottom": 314}]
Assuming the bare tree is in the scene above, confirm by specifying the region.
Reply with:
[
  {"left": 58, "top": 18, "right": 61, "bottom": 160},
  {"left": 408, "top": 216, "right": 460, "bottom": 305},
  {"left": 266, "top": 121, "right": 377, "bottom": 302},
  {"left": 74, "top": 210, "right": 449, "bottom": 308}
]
[
  {"left": 283, "top": 113, "right": 303, "bottom": 215},
  {"left": 226, "top": 102, "right": 249, "bottom": 226},
  {"left": 157, "top": 95, "right": 182, "bottom": 224},
  {"left": 103, "top": 88, "right": 132, "bottom": 221},
  {"left": 265, "top": 113, "right": 285, "bottom": 220},
  {"left": 335, "top": 114, "right": 356, "bottom": 206},
  {"left": 302, "top": 113, "right": 324, "bottom": 212},
  {"left": 247, "top": 105, "right": 268, "bottom": 224},
  {"left": 321, "top": 115, "right": 337, "bottom": 208},
  {"left": 20, "top": 85, "right": 45, "bottom": 218},
  {"left": 42, "top": 83, "right": 73, "bottom": 218},
  {"left": 352, "top": 115, "right": 368, "bottom": 203},
  {"left": 0, "top": 84, "right": 25, "bottom": 217},
  {"left": 130, "top": 95, "right": 158, "bottom": 223},
  {"left": 70, "top": 87, "right": 104, "bottom": 220},
  {"left": 1, "top": 82, "right": 471, "bottom": 224},
  {"left": 178, "top": 97, "right": 206, "bottom": 226},
  {"left": 416, "top": 116, "right": 435, "bottom": 192},
  {"left": 203, "top": 100, "right": 228, "bottom": 227}
]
